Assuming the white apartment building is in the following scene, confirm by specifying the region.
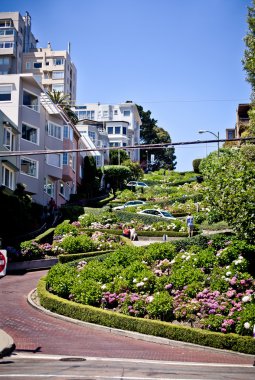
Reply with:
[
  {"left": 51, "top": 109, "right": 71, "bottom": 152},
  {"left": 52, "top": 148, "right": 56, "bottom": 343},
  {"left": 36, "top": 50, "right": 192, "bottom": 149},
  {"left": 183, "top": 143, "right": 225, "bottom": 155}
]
[
  {"left": 73, "top": 101, "right": 141, "bottom": 162},
  {"left": 76, "top": 120, "right": 110, "bottom": 168},
  {"left": 0, "top": 12, "right": 77, "bottom": 101},
  {"left": 0, "top": 73, "right": 79, "bottom": 206}
]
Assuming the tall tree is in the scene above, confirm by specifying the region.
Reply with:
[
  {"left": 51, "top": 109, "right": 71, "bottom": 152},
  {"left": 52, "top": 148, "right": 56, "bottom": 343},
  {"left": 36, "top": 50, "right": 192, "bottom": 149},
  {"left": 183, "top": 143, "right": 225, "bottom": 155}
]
[
  {"left": 242, "top": 0, "right": 255, "bottom": 137},
  {"left": 136, "top": 105, "right": 176, "bottom": 170},
  {"left": 200, "top": 146, "right": 255, "bottom": 242}
]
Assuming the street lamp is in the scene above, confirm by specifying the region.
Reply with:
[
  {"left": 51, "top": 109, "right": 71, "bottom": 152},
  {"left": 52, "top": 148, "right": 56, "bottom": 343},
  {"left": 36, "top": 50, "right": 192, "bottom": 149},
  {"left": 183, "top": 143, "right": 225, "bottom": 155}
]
[{"left": 198, "top": 130, "right": 220, "bottom": 157}]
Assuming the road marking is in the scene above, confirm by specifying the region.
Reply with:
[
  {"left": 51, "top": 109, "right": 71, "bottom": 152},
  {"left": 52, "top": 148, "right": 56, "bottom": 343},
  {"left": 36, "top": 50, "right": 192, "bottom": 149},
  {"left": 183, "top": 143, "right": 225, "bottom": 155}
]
[{"left": 10, "top": 353, "right": 254, "bottom": 367}]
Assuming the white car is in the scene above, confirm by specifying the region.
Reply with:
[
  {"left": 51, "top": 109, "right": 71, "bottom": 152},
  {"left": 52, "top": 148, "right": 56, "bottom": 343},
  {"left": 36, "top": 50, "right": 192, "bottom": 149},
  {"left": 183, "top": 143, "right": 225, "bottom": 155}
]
[
  {"left": 126, "top": 181, "right": 149, "bottom": 187},
  {"left": 113, "top": 200, "right": 146, "bottom": 211},
  {"left": 137, "top": 209, "right": 176, "bottom": 219}
]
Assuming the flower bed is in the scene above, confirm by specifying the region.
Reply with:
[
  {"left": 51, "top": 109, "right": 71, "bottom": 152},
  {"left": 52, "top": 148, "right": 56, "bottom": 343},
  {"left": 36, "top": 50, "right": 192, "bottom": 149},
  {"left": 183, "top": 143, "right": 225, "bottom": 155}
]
[{"left": 44, "top": 235, "right": 255, "bottom": 339}]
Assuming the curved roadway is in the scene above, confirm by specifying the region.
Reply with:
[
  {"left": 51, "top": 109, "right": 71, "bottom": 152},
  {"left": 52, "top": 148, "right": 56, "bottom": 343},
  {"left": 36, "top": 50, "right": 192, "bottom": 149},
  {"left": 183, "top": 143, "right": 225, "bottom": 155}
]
[{"left": 0, "top": 270, "right": 254, "bottom": 365}]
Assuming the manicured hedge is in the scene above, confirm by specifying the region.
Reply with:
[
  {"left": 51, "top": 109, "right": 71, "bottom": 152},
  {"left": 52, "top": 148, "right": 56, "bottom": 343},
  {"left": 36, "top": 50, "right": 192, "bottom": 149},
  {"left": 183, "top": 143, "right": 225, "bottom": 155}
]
[
  {"left": 58, "top": 250, "right": 114, "bottom": 264},
  {"left": 33, "top": 228, "right": 55, "bottom": 244},
  {"left": 37, "top": 277, "right": 255, "bottom": 355}
]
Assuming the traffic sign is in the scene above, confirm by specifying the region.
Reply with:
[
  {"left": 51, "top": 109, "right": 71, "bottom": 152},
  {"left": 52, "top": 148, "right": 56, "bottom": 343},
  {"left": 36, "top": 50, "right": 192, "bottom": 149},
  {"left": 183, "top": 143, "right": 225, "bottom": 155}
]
[{"left": 0, "top": 250, "right": 7, "bottom": 276}]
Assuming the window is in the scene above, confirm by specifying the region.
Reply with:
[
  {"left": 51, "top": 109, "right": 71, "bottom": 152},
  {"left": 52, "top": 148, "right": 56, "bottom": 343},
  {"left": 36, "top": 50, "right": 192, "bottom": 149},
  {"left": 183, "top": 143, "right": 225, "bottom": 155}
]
[
  {"left": 53, "top": 58, "right": 64, "bottom": 66},
  {"left": 103, "top": 111, "right": 108, "bottom": 117},
  {"left": 63, "top": 153, "right": 73, "bottom": 167},
  {"left": 59, "top": 181, "right": 65, "bottom": 196},
  {"left": 0, "top": 29, "right": 14, "bottom": 36},
  {"left": 2, "top": 164, "right": 14, "bottom": 190},
  {"left": 21, "top": 157, "right": 38, "bottom": 177},
  {"left": 227, "top": 130, "right": 235, "bottom": 140},
  {"left": 47, "top": 153, "right": 62, "bottom": 168},
  {"left": 0, "top": 85, "right": 11, "bottom": 101},
  {"left": 44, "top": 177, "right": 55, "bottom": 197},
  {"left": 3, "top": 127, "right": 14, "bottom": 150},
  {"left": 0, "top": 57, "right": 10, "bottom": 65},
  {"left": 22, "top": 123, "right": 38, "bottom": 144},
  {"left": 114, "top": 110, "right": 118, "bottom": 115},
  {"left": 0, "top": 42, "right": 14, "bottom": 48},
  {"left": 0, "top": 20, "right": 13, "bottom": 28},
  {"left": 123, "top": 110, "right": 130, "bottom": 116},
  {"left": 107, "top": 126, "right": 113, "bottom": 134},
  {"left": 52, "top": 71, "right": 64, "bottom": 79},
  {"left": 115, "top": 126, "right": 121, "bottom": 134},
  {"left": 25, "top": 62, "right": 31, "bottom": 70},
  {"left": 109, "top": 142, "right": 120, "bottom": 147},
  {"left": 88, "top": 131, "right": 96, "bottom": 143},
  {"left": 123, "top": 126, "right": 127, "bottom": 135},
  {"left": 52, "top": 84, "right": 64, "bottom": 92},
  {"left": 23, "top": 90, "right": 39, "bottom": 111},
  {"left": 33, "top": 62, "right": 42, "bottom": 69},
  {"left": 47, "top": 122, "right": 62, "bottom": 140},
  {"left": 62, "top": 153, "right": 68, "bottom": 165}
]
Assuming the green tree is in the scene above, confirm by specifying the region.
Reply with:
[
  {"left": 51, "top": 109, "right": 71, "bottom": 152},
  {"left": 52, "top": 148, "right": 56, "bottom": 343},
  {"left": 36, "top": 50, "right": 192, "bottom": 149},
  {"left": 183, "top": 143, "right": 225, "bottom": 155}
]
[
  {"left": 242, "top": 1, "right": 255, "bottom": 137},
  {"left": 109, "top": 149, "right": 129, "bottom": 165},
  {"left": 103, "top": 165, "right": 131, "bottom": 195},
  {"left": 200, "top": 146, "right": 255, "bottom": 242},
  {"left": 47, "top": 90, "right": 78, "bottom": 124},
  {"left": 79, "top": 156, "right": 99, "bottom": 198},
  {"left": 136, "top": 105, "right": 176, "bottom": 170}
]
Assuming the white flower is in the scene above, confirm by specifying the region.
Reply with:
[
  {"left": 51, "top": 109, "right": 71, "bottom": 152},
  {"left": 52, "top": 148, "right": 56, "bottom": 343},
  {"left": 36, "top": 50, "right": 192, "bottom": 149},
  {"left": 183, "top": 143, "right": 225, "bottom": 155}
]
[
  {"left": 143, "top": 277, "right": 148, "bottom": 281},
  {"left": 226, "top": 271, "right": 232, "bottom": 277},
  {"left": 244, "top": 322, "right": 250, "bottom": 329},
  {"left": 101, "top": 284, "right": 107, "bottom": 290},
  {"left": 242, "top": 295, "right": 251, "bottom": 303},
  {"left": 133, "top": 278, "right": 137, "bottom": 283},
  {"left": 136, "top": 281, "right": 144, "bottom": 287}
]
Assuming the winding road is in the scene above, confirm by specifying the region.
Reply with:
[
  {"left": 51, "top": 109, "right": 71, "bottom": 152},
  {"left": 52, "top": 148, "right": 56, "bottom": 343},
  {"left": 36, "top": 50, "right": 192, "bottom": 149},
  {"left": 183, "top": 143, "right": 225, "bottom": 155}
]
[{"left": 0, "top": 270, "right": 254, "bottom": 365}]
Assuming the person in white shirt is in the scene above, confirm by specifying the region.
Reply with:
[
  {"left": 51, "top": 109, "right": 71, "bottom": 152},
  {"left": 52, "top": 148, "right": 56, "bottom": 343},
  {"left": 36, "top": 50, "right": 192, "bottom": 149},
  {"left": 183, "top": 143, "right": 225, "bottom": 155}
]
[
  {"left": 130, "top": 227, "right": 138, "bottom": 241},
  {"left": 186, "top": 213, "right": 194, "bottom": 237}
]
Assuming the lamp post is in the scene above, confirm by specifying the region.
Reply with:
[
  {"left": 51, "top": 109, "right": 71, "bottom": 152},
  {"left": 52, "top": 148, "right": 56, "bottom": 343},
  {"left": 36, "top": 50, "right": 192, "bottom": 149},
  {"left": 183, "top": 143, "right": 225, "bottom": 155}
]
[
  {"left": 146, "top": 150, "right": 149, "bottom": 172},
  {"left": 198, "top": 130, "right": 220, "bottom": 157}
]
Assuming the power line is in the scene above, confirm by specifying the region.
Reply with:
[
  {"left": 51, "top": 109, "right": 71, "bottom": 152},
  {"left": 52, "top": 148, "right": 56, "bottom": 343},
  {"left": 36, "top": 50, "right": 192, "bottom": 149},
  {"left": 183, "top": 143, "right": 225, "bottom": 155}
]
[{"left": 0, "top": 137, "right": 254, "bottom": 158}]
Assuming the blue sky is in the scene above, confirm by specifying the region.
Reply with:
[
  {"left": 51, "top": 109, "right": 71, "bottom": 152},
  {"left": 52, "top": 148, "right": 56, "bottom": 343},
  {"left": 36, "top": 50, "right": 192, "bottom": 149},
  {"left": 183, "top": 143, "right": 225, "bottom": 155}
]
[{"left": 0, "top": 0, "right": 251, "bottom": 171}]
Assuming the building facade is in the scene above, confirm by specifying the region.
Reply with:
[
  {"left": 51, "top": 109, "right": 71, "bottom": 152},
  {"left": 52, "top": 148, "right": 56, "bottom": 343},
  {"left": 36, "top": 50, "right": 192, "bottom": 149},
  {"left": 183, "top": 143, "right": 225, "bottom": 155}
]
[
  {"left": 73, "top": 101, "right": 141, "bottom": 162},
  {"left": 0, "top": 73, "right": 79, "bottom": 207},
  {"left": 0, "top": 12, "right": 77, "bottom": 101}
]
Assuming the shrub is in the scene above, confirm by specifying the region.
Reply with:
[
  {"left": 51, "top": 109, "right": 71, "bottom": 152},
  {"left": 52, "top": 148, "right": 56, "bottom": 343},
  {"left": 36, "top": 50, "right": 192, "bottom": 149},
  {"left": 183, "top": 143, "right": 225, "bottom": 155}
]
[
  {"left": 54, "top": 221, "right": 79, "bottom": 237},
  {"left": 192, "top": 159, "right": 202, "bottom": 173},
  {"left": 146, "top": 291, "right": 174, "bottom": 321},
  {"left": 59, "top": 234, "right": 96, "bottom": 254},
  {"left": 46, "top": 263, "right": 76, "bottom": 298},
  {"left": 20, "top": 240, "right": 45, "bottom": 261}
]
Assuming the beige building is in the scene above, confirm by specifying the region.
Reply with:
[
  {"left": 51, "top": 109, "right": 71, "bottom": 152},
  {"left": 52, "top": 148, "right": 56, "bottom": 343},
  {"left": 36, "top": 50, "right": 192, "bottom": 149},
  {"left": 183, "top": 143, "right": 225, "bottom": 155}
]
[{"left": 0, "top": 11, "right": 77, "bottom": 101}]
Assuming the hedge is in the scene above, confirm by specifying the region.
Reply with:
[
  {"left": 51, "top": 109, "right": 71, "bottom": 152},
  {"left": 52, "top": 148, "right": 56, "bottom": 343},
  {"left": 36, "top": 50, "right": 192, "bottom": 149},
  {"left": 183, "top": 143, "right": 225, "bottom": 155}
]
[
  {"left": 37, "top": 277, "right": 255, "bottom": 355},
  {"left": 58, "top": 250, "right": 114, "bottom": 264},
  {"left": 33, "top": 227, "right": 55, "bottom": 244}
]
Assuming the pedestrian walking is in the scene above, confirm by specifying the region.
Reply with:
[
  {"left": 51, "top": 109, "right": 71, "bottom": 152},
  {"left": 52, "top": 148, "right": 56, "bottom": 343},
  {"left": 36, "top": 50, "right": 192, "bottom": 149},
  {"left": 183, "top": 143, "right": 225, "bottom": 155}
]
[{"left": 186, "top": 213, "right": 194, "bottom": 237}]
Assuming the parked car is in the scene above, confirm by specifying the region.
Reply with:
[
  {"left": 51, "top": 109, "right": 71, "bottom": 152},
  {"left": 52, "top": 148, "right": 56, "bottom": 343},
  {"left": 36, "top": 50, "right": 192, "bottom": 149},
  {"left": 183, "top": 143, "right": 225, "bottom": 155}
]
[
  {"left": 127, "top": 181, "right": 149, "bottom": 187},
  {"left": 113, "top": 200, "right": 146, "bottom": 211},
  {"left": 137, "top": 209, "right": 176, "bottom": 219}
]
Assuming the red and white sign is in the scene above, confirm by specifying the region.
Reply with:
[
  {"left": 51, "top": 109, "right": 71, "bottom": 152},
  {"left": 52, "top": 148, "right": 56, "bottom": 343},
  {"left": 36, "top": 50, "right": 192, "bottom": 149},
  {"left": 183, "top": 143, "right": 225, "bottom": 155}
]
[{"left": 0, "top": 250, "right": 7, "bottom": 276}]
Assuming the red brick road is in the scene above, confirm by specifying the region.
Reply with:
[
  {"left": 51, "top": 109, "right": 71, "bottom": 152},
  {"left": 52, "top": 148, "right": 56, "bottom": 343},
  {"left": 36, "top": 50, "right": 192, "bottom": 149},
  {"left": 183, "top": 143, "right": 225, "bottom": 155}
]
[{"left": 0, "top": 270, "right": 254, "bottom": 364}]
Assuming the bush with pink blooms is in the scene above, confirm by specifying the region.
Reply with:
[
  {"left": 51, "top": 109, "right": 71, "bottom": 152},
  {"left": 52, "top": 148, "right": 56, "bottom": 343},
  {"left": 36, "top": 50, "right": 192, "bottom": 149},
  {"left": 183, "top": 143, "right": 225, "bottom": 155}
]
[{"left": 46, "top": 236, "right": 255, "bottom": 337}]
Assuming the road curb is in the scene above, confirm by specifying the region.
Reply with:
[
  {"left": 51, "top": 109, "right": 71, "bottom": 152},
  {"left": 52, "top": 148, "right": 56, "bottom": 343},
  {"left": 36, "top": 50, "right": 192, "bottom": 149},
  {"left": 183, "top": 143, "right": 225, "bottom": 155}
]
[{"left": 27, "top": 289, "right": 255, "bottom": 360}]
